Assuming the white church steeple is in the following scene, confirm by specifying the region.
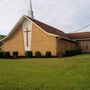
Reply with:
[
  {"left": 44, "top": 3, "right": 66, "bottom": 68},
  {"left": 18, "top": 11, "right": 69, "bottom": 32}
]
[{"left": 28, "top": 0, "right": 34, "bottom": 18}]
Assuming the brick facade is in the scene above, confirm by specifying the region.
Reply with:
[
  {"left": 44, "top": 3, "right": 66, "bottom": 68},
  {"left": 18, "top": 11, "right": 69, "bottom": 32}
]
[
  {"left": 31, "top": 23, "right": 57, "bottom": 56},
  {"left": 57, "top": 39, "right": 79, "bottom": 55},
  {"left": 2, "top": 22, "right": 57, "bottom": 56},
  {"left": 79, "top": 40, "right": 90, "bottom": 53},
  {"left": 2, "top": 25, "right": 25, "bottom": 56},
  {"left": 1, "top": 22, "right": 80, "bottom": 56}
]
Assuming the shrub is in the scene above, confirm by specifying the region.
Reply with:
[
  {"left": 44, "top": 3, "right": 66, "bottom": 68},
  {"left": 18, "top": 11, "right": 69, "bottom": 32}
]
[
  {"left": 25, "top": 51, "right": 33, "bottom": 58},
  {"left": 46, "top": 51, "right": 51, "bottom": 57},
  {"left": 65, "top": 50, "right": 71, "bottom": 56},
  {"left": 13, "top": 51, "right": 19, "bottom": 58},
  {"left": 4, "top": 52, "right": 10, "bottom": 58},
  {"left": 65, "top": 49, "right": 82, "bottom": 56},
  {"left": 35, "top": 51, "right": 41, "bottom": 58},
  {"left": 0, "top": 51, "right": 4, "bottom": 58},
  {"left": 77, "top": 49, "right": 82, "bottom": 54}
]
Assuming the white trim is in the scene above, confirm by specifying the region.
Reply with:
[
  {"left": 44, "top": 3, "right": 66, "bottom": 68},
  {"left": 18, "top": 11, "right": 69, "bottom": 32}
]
[
  {"left": 1, "top": 15, "right": 26, "bottom": 41},
  {"left": 22, "top": 19, "right": 32, "bottom": 51}
]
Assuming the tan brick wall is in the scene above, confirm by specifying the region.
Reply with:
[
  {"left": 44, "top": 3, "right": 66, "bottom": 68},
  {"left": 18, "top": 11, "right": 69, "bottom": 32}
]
[
  {"left": 57, "top": 39, "right": 79, "bottom": 55},
  {"left": 3, "top": 25, "right": 25, "bottom": 56},
  {"left": 80, "top": 40, "right": 90, "bottom": 53},
  {"left": 31, "top": 23, "right": 57, "bottom": 56}
]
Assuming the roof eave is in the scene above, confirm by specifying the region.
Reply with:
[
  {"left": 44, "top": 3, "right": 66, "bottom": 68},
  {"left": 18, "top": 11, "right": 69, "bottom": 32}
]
[
  {"left": 25, "top": 15, "right": 59, "bottom": 37},
  {"left": 2, "top": 15, "right": 27, "bottom": 42},
  {"left": 58, "top": 36, "right": 78, "bottom": 43},
  {"left": 72, "top": 38, "right": 90, "bottom": 41}
]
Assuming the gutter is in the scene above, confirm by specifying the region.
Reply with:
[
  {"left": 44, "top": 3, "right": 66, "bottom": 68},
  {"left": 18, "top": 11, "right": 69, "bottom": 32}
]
[{"left": 57, "top": 36, "right": 78, "bottom": 43}]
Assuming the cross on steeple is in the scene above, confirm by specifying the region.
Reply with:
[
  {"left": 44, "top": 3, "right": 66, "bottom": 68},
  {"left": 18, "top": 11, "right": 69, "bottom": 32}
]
[{"left": 24, "top": 28, "right": 30, "bottom": 47}]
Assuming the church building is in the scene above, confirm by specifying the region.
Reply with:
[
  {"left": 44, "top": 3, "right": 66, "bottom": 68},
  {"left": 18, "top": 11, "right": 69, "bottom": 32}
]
[
  {"left": 0, "top": 15, "right": 79, "bottom": 56},
  {"left": 0, "top": 0, "right": 90, "bottom": 56}
]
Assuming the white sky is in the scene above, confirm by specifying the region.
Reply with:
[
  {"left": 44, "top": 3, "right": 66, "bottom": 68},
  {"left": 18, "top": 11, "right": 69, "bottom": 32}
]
[{"left": 0, "top": 0, "right": 90, "bottom": 35}]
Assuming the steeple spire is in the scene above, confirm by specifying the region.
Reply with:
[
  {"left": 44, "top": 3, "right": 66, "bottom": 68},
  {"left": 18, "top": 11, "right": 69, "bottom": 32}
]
[{"left": 28, "top": 0, "right": 34, "bottom": 18}]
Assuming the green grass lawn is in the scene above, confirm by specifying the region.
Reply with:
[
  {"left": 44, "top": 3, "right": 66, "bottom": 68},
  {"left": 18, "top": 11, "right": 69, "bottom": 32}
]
[{"left": 0, "top": 54, "right": 90, "bottom": 90}]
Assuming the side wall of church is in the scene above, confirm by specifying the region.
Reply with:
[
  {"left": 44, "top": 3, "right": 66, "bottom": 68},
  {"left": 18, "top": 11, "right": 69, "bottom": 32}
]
[
  {"left": 3, "top": 25, "right": 25, "bottom": 56},
  {"left": 57, "top": 39, "right": 79, "bottom": 56},
  {"left": 31, "top": 23, "right": 57, "bottom": 56},
  {"left": 79, "top": 40, "right": 90, "bottom": 53}
]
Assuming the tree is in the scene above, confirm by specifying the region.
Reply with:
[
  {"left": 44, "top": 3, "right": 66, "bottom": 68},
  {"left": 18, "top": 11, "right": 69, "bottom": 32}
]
[{"left": 0, "top": 35, "right": 6, "bottom": 40}]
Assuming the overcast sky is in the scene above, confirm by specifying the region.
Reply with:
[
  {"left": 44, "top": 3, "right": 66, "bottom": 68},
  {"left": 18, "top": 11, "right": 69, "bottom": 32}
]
[{"left": 0, "top": 0, "right": 90, "bottom": 35}]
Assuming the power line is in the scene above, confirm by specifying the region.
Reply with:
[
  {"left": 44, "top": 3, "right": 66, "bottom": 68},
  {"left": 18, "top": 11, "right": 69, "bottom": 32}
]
[{"left": 71, "top": 24, "right": 90, "bottom": 33}]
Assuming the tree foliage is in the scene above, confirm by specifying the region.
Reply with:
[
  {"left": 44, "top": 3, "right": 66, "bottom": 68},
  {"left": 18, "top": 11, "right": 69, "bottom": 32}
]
[{"left": 0, "top": 35, "right": 6, "bottom": 40}]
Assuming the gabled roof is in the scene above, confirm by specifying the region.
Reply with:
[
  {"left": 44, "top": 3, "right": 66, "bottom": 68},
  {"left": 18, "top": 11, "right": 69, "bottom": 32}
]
[
  {"left": 1, "top": 15, "right": 90, "bottom": 42},
  {"left": 26, "top": 16, "right": 68, "bottom": 38},
  {"left": 68, "top": 32, "right": 90, "bottom": 40},
  {"left": 2, "top": 15, "right": 70, "bottom": 42}
]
